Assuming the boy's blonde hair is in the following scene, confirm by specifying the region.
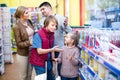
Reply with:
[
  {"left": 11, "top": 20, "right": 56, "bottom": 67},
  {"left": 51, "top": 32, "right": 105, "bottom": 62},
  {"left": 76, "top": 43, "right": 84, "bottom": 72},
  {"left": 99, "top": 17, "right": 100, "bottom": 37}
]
[{"left": 44, "top": 16, "right": 58, "bottom": 30}]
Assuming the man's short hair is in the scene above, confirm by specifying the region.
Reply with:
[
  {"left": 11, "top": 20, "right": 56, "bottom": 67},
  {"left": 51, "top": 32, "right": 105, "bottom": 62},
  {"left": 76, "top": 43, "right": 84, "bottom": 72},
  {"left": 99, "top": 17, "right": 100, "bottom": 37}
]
[{"left": 39, "top": 2, "right": 52, "bottom": 8}]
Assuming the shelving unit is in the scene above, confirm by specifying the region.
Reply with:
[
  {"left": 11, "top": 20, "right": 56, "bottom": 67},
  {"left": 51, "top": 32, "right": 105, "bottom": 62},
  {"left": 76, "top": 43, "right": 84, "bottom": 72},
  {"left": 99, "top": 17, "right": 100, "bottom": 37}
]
[
  {"left": 0, "top": 8, "right": 4, "bottom": 74},
  {"left": 0, "top": 7, "right": 13, "bottom": 74},
  {"left": 79, "top": 45, "right": 120, "bottom": 80},
  {"left": 78, "top": 27, "right": 120, "bottom": 80},
  {"left": 0, "top": 34, "right": 4, "bottom": 75},
  {"left": 79, "top": 57, "right": 97, "bottom": 79},
  {"left": 2, "top": 7, "right": 13, "bottom": 64}
]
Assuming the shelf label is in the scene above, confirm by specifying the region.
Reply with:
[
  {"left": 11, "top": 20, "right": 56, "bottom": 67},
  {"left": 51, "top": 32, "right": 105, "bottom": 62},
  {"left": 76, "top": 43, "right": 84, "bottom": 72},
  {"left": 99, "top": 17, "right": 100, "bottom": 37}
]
[
  {"left": 97, "top": 57, "right": 104, "bottom": 64},
  {"left": 85, "top": 49, "right": 88, "bottom": 53}
]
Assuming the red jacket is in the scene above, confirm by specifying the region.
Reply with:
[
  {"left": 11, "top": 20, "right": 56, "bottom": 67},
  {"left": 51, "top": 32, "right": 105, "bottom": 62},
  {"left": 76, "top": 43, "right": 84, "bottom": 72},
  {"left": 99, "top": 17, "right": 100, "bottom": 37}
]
[{"left": 30, "top": 27, "right": 54, "bottom": 67}]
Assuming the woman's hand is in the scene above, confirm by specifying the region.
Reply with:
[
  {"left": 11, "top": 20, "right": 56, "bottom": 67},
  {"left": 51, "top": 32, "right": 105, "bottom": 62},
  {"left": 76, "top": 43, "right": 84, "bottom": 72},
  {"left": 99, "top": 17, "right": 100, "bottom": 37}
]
[{"left": 30, "top": 39, "right": 33, "bottom": 45}]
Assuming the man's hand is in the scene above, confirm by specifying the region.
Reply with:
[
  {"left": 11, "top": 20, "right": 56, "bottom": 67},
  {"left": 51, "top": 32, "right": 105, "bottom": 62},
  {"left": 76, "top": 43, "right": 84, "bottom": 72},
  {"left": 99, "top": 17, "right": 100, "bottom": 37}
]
[{"left": 63, "top": 17, "right": 68, "bottom": 27}]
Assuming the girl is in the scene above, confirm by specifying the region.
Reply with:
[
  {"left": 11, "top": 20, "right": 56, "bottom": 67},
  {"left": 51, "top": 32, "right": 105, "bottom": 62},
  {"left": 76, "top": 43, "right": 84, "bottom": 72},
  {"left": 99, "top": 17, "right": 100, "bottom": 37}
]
[
  {"left": 29, "top": 15, "right": 63, "bottom": 80},
  {"left": 54, "top": 32, "right": 80, "bottom": 80},
  {"left": 13, "top": 6, "right": 34, "bottom": 80}
]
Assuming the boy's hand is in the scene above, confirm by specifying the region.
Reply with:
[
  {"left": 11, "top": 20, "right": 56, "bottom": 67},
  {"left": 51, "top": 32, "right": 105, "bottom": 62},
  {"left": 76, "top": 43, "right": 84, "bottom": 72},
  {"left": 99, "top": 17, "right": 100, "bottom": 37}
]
[
  {"left": 52, "top": 64, "right": 56, "bottom": 75},
  {"left": 52, "top": 46, "right": 63, "bottom": 52}
]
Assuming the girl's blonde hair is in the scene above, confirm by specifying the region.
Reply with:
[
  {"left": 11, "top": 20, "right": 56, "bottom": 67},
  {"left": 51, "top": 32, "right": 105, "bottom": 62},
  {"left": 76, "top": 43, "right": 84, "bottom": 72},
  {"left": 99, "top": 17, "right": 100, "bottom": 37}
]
[
  {"left": 68, "top": 31, "right": 80, "bottom": 46},
  {"left": 44, "top": 16, "right": 58, "bottom": 30},
  {"left": 14, "top": 6, "right": 27, "bottom": 20}
]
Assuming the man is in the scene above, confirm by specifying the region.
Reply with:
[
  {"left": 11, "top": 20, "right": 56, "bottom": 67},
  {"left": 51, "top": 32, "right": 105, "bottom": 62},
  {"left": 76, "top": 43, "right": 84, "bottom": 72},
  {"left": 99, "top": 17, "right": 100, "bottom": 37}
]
[
  {"left": 39, "top": 2, "right": 72, "bottom": 48},
  {"left": 38, "top": 1, "right": 72, "bottom": 80}
]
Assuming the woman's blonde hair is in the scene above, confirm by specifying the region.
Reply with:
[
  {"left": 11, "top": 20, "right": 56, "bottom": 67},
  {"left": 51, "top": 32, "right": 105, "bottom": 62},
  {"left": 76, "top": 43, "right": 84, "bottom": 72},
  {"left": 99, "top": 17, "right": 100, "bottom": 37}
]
[{"left": 14, "top": 6, "right": 27, "bottom": 20}]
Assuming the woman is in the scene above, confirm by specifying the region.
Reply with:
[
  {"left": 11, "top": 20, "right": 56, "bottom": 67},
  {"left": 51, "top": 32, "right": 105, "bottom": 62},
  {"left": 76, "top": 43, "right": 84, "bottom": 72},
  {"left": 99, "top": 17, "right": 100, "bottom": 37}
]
[{"left": 13, "top": 6, "right": 34, "bottom": 80}]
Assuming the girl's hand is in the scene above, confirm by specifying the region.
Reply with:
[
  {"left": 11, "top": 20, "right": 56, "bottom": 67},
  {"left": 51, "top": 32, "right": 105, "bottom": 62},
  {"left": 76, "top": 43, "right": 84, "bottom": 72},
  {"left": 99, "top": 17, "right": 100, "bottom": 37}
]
[
  {"left": 54, "top": 58, "right": 58, "bottom": 62},
  {"left": 67, "top": 55, "right": 72, "bottom": 61}
]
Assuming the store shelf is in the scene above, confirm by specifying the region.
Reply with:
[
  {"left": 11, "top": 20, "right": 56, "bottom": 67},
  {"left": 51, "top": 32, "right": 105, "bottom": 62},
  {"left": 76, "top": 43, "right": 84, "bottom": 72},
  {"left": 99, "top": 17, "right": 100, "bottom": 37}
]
[
  {"left": 79, "top": 58, "right": 96, "bottom": 80},
  {"left": 0, "top": 54, "right": 2, "bottom": 56},
  {"left": 87, "top": 65, "right": 96, "bottom": 77},
  {"left": 82, "top": 46, "right": 95, "bottom": 58},
  {"left": 78, "top": 71, "right": 86, "bottom": 80},
  {"left": 79, "top": 58, "right": 95, "bottom": 76},
  {"left": 0, "top": 7, "right": 13, "bottom": 74},
  {"left": 82, "top": 45, "right": 120, "bottom": 76},
  {"left": 96, "top": 56, "right": 120, "bottom": 76}
]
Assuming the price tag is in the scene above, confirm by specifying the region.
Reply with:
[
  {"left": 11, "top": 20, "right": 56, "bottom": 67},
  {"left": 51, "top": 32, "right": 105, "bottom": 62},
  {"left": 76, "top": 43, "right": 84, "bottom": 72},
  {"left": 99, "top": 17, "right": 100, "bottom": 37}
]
[
  {"left": 85, "top": 49, "right": 88, "bottom": 53},
  {"left": 97, "top": 57, "right": 104, "bottom": 64}
]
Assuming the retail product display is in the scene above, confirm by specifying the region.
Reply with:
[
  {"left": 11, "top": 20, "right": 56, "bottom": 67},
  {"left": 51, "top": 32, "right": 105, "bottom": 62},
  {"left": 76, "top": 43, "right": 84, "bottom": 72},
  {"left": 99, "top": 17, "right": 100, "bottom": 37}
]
[
  {"left": 10, "top": 7, "right": 17, "bottom": 53},
  {"left": 0, "top": 7, "right": 13, "bottom": 74},
  {"left": 78, "top": 27, "right": 120, "bottom": 80},
  {"left": 29, "top": 11, "right": 41, "bottom": 30},
  {"left": 2, "top": 7, "right": 13, "bottom": 63}
]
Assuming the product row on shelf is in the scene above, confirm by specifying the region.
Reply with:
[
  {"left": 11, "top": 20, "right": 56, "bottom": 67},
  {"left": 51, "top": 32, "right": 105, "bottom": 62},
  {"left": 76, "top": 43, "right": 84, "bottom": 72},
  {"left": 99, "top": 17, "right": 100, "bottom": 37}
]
[
  {"left": 29, "top": 11, "right": 41, "bottom": 30},
  {"left": 78, "top": 27, "right": 120, "bottom": 80}
]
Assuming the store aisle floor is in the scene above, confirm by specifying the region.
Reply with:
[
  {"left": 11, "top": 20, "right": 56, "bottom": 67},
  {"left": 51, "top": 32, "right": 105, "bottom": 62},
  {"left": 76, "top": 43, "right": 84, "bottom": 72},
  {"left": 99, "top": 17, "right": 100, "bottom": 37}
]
[{"left": 0, "top": 53, "right": 36, "bottom": 80}]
